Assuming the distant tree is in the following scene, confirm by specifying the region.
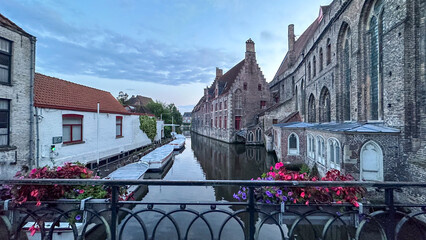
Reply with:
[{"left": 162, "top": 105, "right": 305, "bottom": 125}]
[
  {"left": 117, "top": 91, "right": 128, "bottom": 105},
  {"left": 139, "top": 115, "right": 157, "bottom": 141},
  {"left": 147, "top": 101, "right": 183, "bottom": 136}
]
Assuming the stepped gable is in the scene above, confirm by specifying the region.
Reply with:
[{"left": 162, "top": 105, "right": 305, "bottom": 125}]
[{"left": 34, "top": 73, "right": 129, "bottom": 114}]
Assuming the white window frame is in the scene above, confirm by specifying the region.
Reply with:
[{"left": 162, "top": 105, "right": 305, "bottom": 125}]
[
  {"left": 316, "top": 136, "right": 325, "bottom": 165},
  {"left": 327, "top": 138, "right": 341, "bottom": 170},
  {"left": 287, "top": 132, "right": 299, "bottom": 155},
  {"left": 307, "top": 134, "right": 315, "bottom": 159}
]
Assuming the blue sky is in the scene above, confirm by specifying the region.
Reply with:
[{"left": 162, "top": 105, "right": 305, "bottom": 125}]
[{"left": 2, "top": 0, "right": 330, "bottom": 113}]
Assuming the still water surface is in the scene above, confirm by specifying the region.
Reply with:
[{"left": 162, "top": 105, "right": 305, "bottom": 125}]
[{"left": 121, "top": 132, "right": 278, "bottom": 239}]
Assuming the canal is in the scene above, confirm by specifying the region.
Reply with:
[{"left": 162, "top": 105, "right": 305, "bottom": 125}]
[{"left": 120, "top": 132, "right": 279, "bottom": 239}]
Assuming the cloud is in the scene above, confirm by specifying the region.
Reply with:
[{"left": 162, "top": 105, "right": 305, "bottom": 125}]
[{"left": 3, "top": 0, "right": 240, "bottom": 86}]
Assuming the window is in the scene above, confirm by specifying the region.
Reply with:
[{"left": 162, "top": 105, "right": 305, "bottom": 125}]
[
  {"left": 319, "top": 48, "right": 323, "bottom": 71},
  {"left": 328, "top": 138, "right": 341, "bottom": 170},
  {"left": 307, "top": 134, "right": 315, "bottom": 159},
  {"left": 313, "top": 56, "right": 317, "bottom": 77},
  {"left": 243, "top": 82, "right": 247, "bottom": 90},
  {"left": 235, "top": 116, "right": 241, "bottom": 130},
  {"left": 215, "top": 103, "right": 218, "bottom": 111},
  {"left": 0, "top": 38, "right": 12, "bottom": 84},
  {"left": 211, "top": 118, "right": 213, "bottom": 127},
  {"left": 258, "top": 84, "right": 262, "bottom": 91},
  {"left": 272, "top": 119, "right": 278, "bottom": 124},
  {"left": 0, "top": 99, "right": 10, "bottom": 146},
  {"left": 288, "top": 133, "right": 299, "bottom": 155},
  {"left": 369, "top": 7, "right": 383, "bottom": 120},
  {"left": 308, "top": 62, "right": 312, "bottom": 81},
  {"left": 224, "top": 116, "right": 227, "bottom": 129},
  {"left": 316, "top": 136, "right": 325, "bottom": 165},
  {"left": 260, "top": 101, "right": 266, "bottom": 109},
  {"left": 360, "top": 140, "right": 383, "bottom": 181},
  {"left": 219, "top": 116, "right": 222, "bottom": 128},
  {"left": 308, "top": 94, "right": 316, "bottom": 123},
  {"left": 219, "top": 102, "right": 222, "bottom": 110},
  {"left": 256, "top": 128, "right": 262, "bottom": 142},
  {"left": 215, "top": 117, "right": 217, "bottom": 128},
  {"left": 319, "top": 87, "right": 331, "bottom": 122},
  {"left": 224, "top": 101, "right": 227, "bottom": 109},
  {"left": 63, "top": 114, "right": 83, "bottom": 144},
  {"left": 326, "top": 39, "right": 331, "bottom": 65},
  {"left": 234, "top": 89, "right": 242, "bottom": 109},
  {"left": 116, "top": 116, "right": 123, "bottom": 137},
  {"left": 247, "top": 132, "right": 254, "bottom": 142}
]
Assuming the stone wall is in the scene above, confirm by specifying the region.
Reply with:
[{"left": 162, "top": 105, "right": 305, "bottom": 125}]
[{"left": 0, "top": 25, "right": 35, "bottom": 179}]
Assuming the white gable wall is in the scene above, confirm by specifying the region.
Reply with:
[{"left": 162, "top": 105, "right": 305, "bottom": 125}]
[{"left": 37, "top": 108, "right": 153, "bottom": 167}]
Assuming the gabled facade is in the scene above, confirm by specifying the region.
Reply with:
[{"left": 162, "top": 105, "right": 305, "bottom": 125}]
[
  {"left": 191, "top": 39, "right": 271, "bottom": 143},
  {"left": 34, "top": 73, "right": 161, "bottom": 167},
  {"left": 267, "top": 0, "right": 425, "bottom": 183},
  {"left": 0, "top": 14, "right": 36, "bottom": 179}
]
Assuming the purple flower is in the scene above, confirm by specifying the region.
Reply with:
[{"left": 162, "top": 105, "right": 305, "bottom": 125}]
[
  {"left": 266, "top": 191, "right": 273, "bottom": 197},
  {"left": 233, "top": 193, "right": 240, "bottom": 201},
  {"left": 282, "top": 196, "right": 288, "bottom": 201},
  {"left": 241, "top": 193, "right": 247, "bottom": 200},
  {"left": 288, "top": 192, "right": 293, "bottom": 196},
  {"left": 277, "top": 190, "right": 282, "bottom": 195},
  {"left": 242, "top": 187, "right": 246, "bottom": 192},
  {"left": 75, "top": 215, "right": 82, "bottom": 221},
  {"left": 265, "top": 199, "right": 271, "bottom": 204}
]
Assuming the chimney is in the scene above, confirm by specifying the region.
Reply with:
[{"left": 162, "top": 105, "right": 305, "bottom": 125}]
[
  {"left": 216, "top": 67, "right": 223, "bottom": 79},
  {"left": 245, "top": 38, "right": 255, "bottom": 59},
  {"left": 288, "top": 24, "right": 295, "bottom": 52}
]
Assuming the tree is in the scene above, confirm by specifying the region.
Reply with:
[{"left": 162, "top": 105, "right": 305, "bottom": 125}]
[
  {"left": 146, "top": 101, "right": 183, "bottom": 136},
  {"left": 117, "top": 91, "right": 128, "bottom": 105},
  {"left": 139, "top": 115, "right": 157, "bottom": 141}
]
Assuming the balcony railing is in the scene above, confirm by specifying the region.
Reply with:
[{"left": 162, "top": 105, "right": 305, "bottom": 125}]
[{"left": 1, "top": 179, "right": 425, "bottom": 240}]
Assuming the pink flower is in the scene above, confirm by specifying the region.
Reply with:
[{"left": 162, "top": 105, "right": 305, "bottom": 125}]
[
  {"left": 36, "top": 201, "right": 41, "bottom": 207},
  {"left": 79, "top": 189, "right": 85, "bottom": 194},
  {"left": 305, "top": 200, "right": 309, "bottom": 205},
  {"left": 30, "top": 189, "right": 39, "bottom": 197},
  {"left": 275, "top": 162, "right": 284, "bottom": 170},
  {"left": 30, "top": 168, "right": 37, "bottom": 175},
  {"left": 300, "top": 192, "right": 305, "bottom": 198},
  {"left": 56, "top": 167, "right": 62, "bottom": 171}
]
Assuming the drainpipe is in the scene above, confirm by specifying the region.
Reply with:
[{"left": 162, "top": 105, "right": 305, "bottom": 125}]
[
  {"left": 29, "top": 36, "right": 36, "bottom": 168},
  {"left": 35, "top": 108, "right": 40, "bottom": 168}
]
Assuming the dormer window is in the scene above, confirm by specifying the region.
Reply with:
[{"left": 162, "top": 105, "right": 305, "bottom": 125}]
[{"left": 243, "top": 82, "right": 247, "bottom": 90}]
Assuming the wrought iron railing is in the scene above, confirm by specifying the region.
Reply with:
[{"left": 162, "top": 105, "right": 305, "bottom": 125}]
[{"left": 0, "top": 179, "right": 425, "bottom": 240}]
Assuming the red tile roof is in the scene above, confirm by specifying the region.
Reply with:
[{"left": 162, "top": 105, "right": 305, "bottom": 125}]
[
  {"left": 0, "top": 13, "right": 33, "bottom": 37},
  {"left": 34, "top": 73, "right": 129, "bottom": 114}
]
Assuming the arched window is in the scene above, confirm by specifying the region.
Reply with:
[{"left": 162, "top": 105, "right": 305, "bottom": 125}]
[
  {"left": 301, "top": 79, "right": 305, "bottom": 115},
  {"left": 316, "top": 136, "right": 325, "bottom": 165},
  {"left": 328, "top": 138, "right": 341, "bottom": 170},
  {"left": 343, "top": 29, "right": 351, "bottom": 121},
  {"left": 319, "top": 48, "right": 323, "bottom": 71},
  {"left": 313, "top": 56, "right": 317, "bottom": 77},
  {"left": 360, "top": 140, "right": 383, "bottom": 181},
  {"left": 288, "top": 133, "right": 299, "bottom": 155},
  {"left": 247, "top": 132, "right": 254, "bottom": 142},
  {"left": 308, "top": 94, "right": 316, "bottom": 123},
  {"left": 234, "top": 89, "right": 242, "bottom": 109},
  {"left": 307, "top": 134, "right": 315, "bottom": 159},
  {"left": 219, "top": 116, "right": 222, "bottom": 128},
  {"left": 368, "top": 0, "right": 384, "bottom": 120},
  {"left": 308, "top": 62, "right": 312, "bottom": 81},
  {"left": 256, "top": 128, "right": 262, "bottom": 142},
  {"left": 326, "top": 38, "right": 331, "bottom": 65},
  {"left": 319, "top": 87, "right": 331, "bottom": 122}
]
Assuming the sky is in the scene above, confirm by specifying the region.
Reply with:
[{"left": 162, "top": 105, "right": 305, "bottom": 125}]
[{"left": 2, "top": 0, "right": 331, "bottom": 113}]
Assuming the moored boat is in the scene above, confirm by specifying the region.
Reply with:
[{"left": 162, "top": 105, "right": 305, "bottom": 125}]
[{"left": 141, "top": 144, "right": 174, "bottom": 172}]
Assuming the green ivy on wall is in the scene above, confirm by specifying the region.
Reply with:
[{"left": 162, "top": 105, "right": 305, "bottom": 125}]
[{"left": 139, "top": 115, "right": 157, "bottom": 141}]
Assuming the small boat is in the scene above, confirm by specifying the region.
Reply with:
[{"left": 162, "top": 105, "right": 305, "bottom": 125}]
[
  {"left": 106, "top": 161, "right": 149, "bottom": 200},
  {"left": 141, "top": 144, "right": 174, "bottom": 172},
  {"left": 169, "top": 138, "right": 185, "bottom": 151}
]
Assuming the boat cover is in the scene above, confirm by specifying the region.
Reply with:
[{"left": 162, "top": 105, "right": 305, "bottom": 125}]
[{"left": 107, "top": 161, "right": 149, "bottom": 180}]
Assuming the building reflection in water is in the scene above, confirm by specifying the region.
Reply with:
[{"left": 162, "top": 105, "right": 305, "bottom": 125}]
[{"left": 191, "top": 132, "right": 277, "bottom": 201}]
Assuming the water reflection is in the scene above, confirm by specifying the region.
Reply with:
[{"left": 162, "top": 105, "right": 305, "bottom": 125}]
[{"left": 191, "top": 132, "right": 276, "bottom": 201}]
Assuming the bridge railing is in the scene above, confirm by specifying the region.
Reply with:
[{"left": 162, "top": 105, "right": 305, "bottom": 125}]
[{"left": 0, "top": 179, "right": 425, "bottom": 240}]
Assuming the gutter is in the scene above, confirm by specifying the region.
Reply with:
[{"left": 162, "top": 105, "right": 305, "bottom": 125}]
[{"left": 29, "top": 36, "right": 36, "bottom": 168}]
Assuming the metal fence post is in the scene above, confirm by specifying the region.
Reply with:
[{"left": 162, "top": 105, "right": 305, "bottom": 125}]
[
  {"left": 111, "top": 186, "right": 118, "bottom": 240},
  {"left": 385, "top": 188, "right": 395, "bottom": 240},
  {"left": 248, "top": 187, "right": 255, "bottom": 240}
]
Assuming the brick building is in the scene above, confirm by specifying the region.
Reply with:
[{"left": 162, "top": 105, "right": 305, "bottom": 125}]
[
  {"left": 192, "top": 39, "right": 271, "bottom": 143},
  {"left": 0, "top": 14, "right": 36, "bottom": 179},
  {"left": 265, "top": 0, "right": 425, "bottom": 184}
]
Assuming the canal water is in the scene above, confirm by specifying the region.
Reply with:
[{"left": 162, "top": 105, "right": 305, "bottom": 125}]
[{"left": 120, "top": 132, "right": 279, "bottom": 239}]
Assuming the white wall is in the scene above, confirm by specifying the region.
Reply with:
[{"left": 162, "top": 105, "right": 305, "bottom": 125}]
[{"left": 37, "top": 108, "right": 154, "bottom": 166}]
